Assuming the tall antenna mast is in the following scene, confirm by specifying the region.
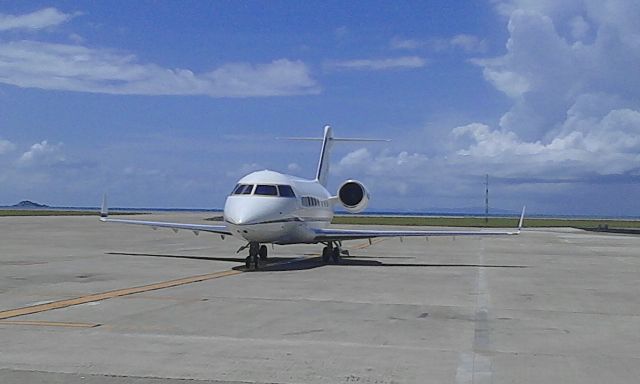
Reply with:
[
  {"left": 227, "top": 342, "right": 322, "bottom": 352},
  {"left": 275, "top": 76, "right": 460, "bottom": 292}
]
[{"left": 485, "top": 174, "right": 489, "bottom": 225}]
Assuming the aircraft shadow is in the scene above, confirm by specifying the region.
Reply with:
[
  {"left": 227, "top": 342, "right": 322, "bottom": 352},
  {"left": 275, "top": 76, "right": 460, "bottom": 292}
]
[
  {"left": 107, "top": 252, "right": 527, "bottom": 272},
  {"left": 107, "top": 252, "right": 295, "bottom": 264},
  {"left": 256, "top": 257, "right": 527, "bottom": 272}
]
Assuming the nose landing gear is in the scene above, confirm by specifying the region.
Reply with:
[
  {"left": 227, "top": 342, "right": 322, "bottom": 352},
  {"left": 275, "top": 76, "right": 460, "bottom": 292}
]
[{"left": 245, "top": 242, "right": 269, "bottom": 270}]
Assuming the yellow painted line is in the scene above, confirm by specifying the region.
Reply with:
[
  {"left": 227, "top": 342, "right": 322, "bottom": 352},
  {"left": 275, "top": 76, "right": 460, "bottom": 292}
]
[
  {"left": 0, "top": 269, "right": 242, "bottom": 320},
  {"left": 0, "top": 320, "right": 100, "bottom": 328}
]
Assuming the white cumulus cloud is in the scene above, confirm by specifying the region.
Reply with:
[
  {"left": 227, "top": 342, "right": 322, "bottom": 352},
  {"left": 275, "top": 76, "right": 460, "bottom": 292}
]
[
  {"left": 451, "top": 106, "right": 640, "bottom": 178},
  {"left": 456, "top": 0, "right": 640, "bottom": 182},
  {"left": 334, "top": 148, "right": 430, "bottom": 177},
  {"left": 0, "top": 41, "right": 319, "bottom": 97},
  {"left": 0, "top": 7, "right": 75, "bottom": 31},
  {"left": 17, "top": 140, "right": 65, "bottom": 167},
  {"left": 326, "top": 56, "right": 427, "bottom": 71},
  {"left": 0, "top": 8, "right": 318, "bottom": 98},
  {"left": 389, "top": 38, "right": 425, "bottom": 50},
  {"left": 391, "top": 35, "right": 487, "bottom": 53},
  {"left": 480, "top": 2, "right": 640, "bottom": 138},
  {"left": 0, "top": 138, "right": 15, "bottom": 154},
  {"left": 450, "top": 34, "right": 488, "bottom": 53}
]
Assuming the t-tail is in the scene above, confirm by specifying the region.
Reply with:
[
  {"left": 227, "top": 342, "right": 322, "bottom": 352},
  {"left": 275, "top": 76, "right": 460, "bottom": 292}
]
[
  {"left": 285, "top": 125, "right": 389, "bottom": 186},
  {"left": 316, "top": 126, "right": 334, "bottom": 186}
]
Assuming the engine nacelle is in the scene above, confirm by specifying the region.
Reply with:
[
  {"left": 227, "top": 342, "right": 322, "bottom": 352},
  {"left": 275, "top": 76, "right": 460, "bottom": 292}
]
[{"left": 337, "top": 180, "right": 370, "bottom": 213}]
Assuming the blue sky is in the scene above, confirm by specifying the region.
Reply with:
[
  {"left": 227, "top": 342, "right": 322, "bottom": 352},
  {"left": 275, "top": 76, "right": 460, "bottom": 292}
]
[{"left": 0, "top": 1, "right": 639, "bottom": 216}]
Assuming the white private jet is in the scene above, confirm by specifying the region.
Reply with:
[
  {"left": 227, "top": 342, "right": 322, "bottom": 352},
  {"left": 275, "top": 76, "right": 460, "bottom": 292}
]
[{"left": 100, "top": 126, "right": 524, "bottom": 270}]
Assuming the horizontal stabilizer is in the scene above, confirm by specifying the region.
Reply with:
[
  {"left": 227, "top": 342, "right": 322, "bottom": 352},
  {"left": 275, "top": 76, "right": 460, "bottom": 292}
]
[
  {"left": 284, "top": 125, "right": 389, "bottom": 186},
  {"left": 281, "top": 137, "right": 390, "bottom": 142}
]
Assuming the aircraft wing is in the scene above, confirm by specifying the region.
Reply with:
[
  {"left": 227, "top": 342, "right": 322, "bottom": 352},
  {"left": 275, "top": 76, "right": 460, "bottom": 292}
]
[
  {"left": 100, "top": 217, "right": 231, "bottom": 235},
  {"left": 312, "top": 207, "right": 525, "bottom": 242},
  {"left": 98, "top": 195, "right": 232, "bottom": 236}
]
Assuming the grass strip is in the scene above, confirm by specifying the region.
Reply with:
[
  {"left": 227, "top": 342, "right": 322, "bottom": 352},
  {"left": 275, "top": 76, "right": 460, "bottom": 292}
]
[
  {"left": 3, "top": 210, "right": 638, "bottom": 230},
  {"left": 332, "top": 215, "right": 640, "bottom": 229}
]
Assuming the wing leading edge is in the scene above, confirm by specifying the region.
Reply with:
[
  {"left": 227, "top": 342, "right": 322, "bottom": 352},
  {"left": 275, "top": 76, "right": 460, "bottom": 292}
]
[
  {"left": 99, "top": 195, "right": 231, "bottom": 236},
  {"left": 312, "top": 207, "right": 526, "bottom": 242}
]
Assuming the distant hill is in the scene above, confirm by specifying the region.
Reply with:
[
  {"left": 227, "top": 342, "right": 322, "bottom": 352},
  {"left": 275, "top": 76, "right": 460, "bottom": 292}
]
[{"left": 11, "top": 200, "right": 50, "bottom": 208}]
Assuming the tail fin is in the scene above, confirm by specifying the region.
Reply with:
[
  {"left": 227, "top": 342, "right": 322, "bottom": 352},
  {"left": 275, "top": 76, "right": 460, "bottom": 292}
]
[
  {"left": 316, "top": 125, "right": 334, "bottom": 186},
  {"left": 283, "top": 125, "right": 389, "bottom": 186}
]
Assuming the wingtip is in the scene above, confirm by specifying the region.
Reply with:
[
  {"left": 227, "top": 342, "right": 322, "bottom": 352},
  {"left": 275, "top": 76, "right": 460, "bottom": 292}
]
[
  {"left": 518, "top": 205, "right": 526, "bottom": 231},
  {"left": 100, "top": 193, "right": 108, "bottom": 218}
]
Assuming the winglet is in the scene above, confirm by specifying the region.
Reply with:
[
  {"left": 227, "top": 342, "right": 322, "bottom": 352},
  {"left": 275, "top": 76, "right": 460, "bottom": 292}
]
[
  {"left": 100, "top": 193, "right": 108, "bottom": 219},
  {"left": 518, "top": 205, "right": 526, "bottom": 231}
]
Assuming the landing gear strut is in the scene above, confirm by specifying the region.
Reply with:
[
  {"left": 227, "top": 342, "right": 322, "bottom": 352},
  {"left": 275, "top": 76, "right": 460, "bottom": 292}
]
[
  {"left": 245, "top": 242, "right": 261, "bottom": 270},
  {"left": 321, "top": 242, "right": 342, "bottom": 264},
  {"left": 245, "top": 242, "right": 269, "bottom": 270}
]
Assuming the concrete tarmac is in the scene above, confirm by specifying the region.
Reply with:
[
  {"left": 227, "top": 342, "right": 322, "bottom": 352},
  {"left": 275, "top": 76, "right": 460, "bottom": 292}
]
[{"left": 1, "top": 213, "right": 639, "bottom": 383}]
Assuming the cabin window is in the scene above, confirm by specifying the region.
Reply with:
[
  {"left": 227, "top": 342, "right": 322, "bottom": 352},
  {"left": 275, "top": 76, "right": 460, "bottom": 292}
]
[
  {"left": 255, "top": 184, "right": 278, "bottom": 196},
  {"left": 277, "top": 185, "right": 296, "bottom": 197},
  {"left": 301, "top": 196, "right": 328, "bottom": 207}
]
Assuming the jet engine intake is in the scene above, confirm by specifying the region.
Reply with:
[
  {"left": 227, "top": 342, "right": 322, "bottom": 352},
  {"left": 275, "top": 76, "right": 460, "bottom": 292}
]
[{"left": 337, "top": 180, "right": 369, "bottom": 213}]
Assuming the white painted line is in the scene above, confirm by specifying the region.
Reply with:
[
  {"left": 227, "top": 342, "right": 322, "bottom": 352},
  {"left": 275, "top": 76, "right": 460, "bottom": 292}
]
[{"left": 456, "top": 240, "right": 494, "bottom": 384}]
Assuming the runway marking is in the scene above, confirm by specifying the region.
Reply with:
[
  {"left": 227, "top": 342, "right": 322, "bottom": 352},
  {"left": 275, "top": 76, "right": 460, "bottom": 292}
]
[
  {"left": 456, "top": 240, "right": 494, "bottom": 384},
  {"left": 0, "top": 269, "right": 242, "bottom": 320},
  {"left": 0, "top": 252, "right": 322, "bottom": 321},
  {"left": 0, "top": 320, "right": 100, "bottom": 328},
  {"left": 0, "top": 245, "right": 362, "bottom": 321}
]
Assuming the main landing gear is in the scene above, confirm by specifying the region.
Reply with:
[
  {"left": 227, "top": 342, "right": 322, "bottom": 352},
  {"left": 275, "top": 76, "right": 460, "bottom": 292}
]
[
  {"left": 244, "top": 241, "right": 346, "bottom": 270},
  {"left": 321, "top": 242, "right": 345, "bottom": 264},
  {"left": 245, "top": 242, "right": 268, "bottom": 271}
]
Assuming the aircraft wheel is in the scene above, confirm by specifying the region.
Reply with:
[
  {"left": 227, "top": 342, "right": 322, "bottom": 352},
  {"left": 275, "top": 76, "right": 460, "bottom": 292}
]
[
  {"left": 321, "top": 246, "right": 331, "bottom": 264},
  {"left": 245, "top": 256, "right": 252, "bottom": 269},
  {"left": 259, "top": 245, "right": 268, "bottom": 261},
  {"left": 248, "top": 243, "right": 260, "bottom": 271},
  {"left": 331, "top": 247, "right": 341, "bottom": 264},
  {"left": 248, "top": 255, "right": 260, "bottom": 270}
]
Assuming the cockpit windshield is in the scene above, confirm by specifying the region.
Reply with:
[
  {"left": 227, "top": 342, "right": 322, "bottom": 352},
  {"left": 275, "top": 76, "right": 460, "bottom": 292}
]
[
  {"left": 231, "top": 184, "right": 296, "bottom": 197},
  {"left": 231, "top": 184, "right": 254, "bottom": 195},
  {"left": 277, "top": 185, "right": 296, "bottom": 197},
  {"left": 255, "top": 185, "right": 278, "bottom": 196}
]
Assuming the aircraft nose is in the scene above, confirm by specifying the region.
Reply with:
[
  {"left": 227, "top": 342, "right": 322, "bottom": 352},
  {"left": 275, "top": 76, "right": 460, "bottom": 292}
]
[
  {"left": 224, "top": 197, "right": 274, "bottom": 225},
  {"left": 226, "top": 210, "right": 258, "bottom": 225}
]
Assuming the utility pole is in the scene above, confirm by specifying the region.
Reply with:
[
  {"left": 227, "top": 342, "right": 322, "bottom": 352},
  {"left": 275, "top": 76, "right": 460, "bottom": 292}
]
[{"left": 485, "top": 174, "right": 489, "bottom": 226}]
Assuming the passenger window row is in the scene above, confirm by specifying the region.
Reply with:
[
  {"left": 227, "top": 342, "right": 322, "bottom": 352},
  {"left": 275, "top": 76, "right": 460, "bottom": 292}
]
[{"left": 301, "top": 196, "right": 329, "bottom": 207}]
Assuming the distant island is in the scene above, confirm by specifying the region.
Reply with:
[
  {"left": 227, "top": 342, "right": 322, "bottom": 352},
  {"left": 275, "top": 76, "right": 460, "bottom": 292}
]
[{"left": 11, "top": 200, "right": 50, "bottom": 209}]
